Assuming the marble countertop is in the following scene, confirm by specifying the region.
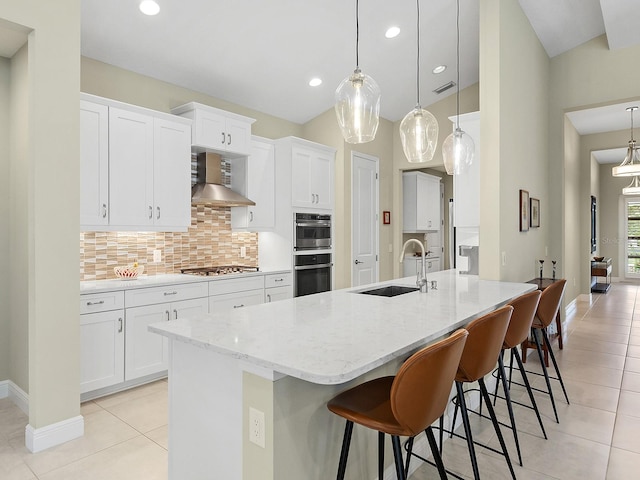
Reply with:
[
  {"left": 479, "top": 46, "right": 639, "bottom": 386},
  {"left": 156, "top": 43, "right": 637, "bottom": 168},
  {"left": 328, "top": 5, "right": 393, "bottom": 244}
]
[
  {"left": 149, "top": 270, "right": 535, "bottom": 385},
  {"left": 80, "top": 270, "right": 290, "bottom": 294}
]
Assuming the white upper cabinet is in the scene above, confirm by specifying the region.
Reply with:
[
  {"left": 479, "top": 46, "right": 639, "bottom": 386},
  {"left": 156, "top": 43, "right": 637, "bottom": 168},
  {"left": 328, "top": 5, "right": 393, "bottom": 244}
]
[
  {"left": 276, "top": 137, "right": 334, "bottom": 211},
  {"left": 231, "top": 136, "right": 276, "bottom": 230},
  {"left": 80, "top": 100, "right": 109, "bottom": 226},
  {"left": 171, "top": 102, "right": 255, "bottom": 157},
  {"left": 80, "top": 93, "right": 192, "bottom": 232},
  {"left": 403, "top": 171, "right": 442, "bottom": 232}
]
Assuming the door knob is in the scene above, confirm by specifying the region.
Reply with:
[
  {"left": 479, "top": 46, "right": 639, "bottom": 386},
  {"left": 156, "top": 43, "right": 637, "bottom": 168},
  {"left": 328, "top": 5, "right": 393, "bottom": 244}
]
[{"left": 354, "top": 260, "right": 363, "bottom": 265}]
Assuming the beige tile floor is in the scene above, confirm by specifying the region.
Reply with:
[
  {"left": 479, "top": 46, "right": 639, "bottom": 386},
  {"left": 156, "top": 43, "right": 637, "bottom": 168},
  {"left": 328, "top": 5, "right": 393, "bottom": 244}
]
[{"left": 2, "top": 283, "right": 640, "bottom": 479}]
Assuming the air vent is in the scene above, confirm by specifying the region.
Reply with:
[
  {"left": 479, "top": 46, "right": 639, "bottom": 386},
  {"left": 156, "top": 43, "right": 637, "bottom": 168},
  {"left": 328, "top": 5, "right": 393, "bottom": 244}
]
[{"left": 433, "top": 81, "right": 456, "bottom": 94}]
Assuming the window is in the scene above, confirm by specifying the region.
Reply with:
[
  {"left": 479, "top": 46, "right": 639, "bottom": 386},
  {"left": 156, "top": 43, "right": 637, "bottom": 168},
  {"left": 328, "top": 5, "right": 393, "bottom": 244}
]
[{"left": 626, "top": 198, "right": 640, "bottom": 276}]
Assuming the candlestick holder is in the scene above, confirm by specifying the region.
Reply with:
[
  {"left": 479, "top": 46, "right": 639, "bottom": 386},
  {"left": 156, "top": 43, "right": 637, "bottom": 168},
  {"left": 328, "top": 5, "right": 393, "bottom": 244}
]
[
  {"left": 552, "top": 260, "right": 557, "bottom": 280},
  {"left": 539, "top": 260, "right": 544, "bottom": 280}
]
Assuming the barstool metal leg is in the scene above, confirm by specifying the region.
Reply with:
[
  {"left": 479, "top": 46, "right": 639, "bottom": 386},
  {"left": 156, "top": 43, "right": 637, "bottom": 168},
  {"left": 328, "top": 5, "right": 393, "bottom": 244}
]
[
  {"left": 513, "top": 346, "right": 547, "bottom": 439},
  {"left": 404, "top": 436, "right": 414, "bottom": 477},
  {"left": 542, "top": 328, "right": 570, "bottom": 404},
  {"left": 425, "top": 426, "right": 449, "bottom": 480},
  {"left": 379, "top": 431, "right": 385, "bottom": 480},
  {"left": 336, "top": 420, "right": 353, "bottom": 480},
  {"left": 532, "top": 327, "right": 560, "bottom": 423},
  {"left": 455, "top": 381, "right": 480, "bottom": 480},
  {"left": 392, "top": 435, "right": 407, "bottom": 480},
  {"left": 498, "top": 353, "right": 522, "bottom": 466},
  {"left": 479, "top": 378, "right": 517, "bottom": 480}
]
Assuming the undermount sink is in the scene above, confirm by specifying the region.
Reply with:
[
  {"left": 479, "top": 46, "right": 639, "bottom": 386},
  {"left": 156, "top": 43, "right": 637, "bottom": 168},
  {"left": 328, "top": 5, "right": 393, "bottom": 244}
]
[{"left": 357, "top": 285, "right": 420, "bottom": 297}]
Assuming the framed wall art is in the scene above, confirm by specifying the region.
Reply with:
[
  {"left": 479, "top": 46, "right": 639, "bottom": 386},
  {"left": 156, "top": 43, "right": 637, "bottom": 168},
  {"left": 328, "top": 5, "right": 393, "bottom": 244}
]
[
  {"left": 530, "top": 198, "right": 540, "bottom": 228},
  {"left": 519, "top": 189, "right": 529, "bottom": 232}
]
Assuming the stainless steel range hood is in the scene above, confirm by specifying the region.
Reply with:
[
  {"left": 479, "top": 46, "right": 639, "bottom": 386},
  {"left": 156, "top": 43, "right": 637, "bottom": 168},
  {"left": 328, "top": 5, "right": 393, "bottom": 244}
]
[{"left": 192, "top": 152, "right": 255, "bottom": 206}]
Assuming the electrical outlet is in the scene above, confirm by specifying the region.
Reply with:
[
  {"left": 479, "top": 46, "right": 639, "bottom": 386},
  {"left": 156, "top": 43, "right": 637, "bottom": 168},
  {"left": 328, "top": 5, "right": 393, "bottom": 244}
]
[
  {"left": 240, "top": 246, "right": 247, "bottom": 258},
  {"left": 249, "top": 407, "right": 265, "bottom": 448},
  {"left": 153, "top": 249, "right": 162, "bottom": 263}
]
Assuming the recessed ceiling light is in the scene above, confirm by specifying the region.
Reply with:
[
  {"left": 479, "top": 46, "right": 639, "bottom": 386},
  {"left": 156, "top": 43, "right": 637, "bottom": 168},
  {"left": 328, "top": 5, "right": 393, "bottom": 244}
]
[
  {"left": 432, "top": 65, "right": 447, "bottom": 74},
  {"left": 139, "top": 0, "right": 160, "bottom": 16},
  {"left": 309, "top": 78, "right": 322, "bottom": 87},
  {"left": 385, "top": 26, "right": 401, "bottom": 39}
]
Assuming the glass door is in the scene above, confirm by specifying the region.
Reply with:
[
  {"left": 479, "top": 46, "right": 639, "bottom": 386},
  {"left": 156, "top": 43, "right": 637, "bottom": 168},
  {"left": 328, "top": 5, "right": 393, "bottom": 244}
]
[{"left": 625, "top": 198, "right": 640, "bottom": 278}]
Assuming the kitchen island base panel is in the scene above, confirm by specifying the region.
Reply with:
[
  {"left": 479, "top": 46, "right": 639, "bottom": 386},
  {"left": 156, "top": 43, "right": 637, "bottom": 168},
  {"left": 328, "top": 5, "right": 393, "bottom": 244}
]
[{"left": 167, "top": 338, "right": 494, "bottom": 480}]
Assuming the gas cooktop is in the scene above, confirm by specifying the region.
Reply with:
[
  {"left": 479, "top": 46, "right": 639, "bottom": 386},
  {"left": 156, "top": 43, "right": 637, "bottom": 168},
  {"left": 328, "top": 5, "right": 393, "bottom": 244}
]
[{"left": 180, "top": 266, "right": 260, "bottom": 276}]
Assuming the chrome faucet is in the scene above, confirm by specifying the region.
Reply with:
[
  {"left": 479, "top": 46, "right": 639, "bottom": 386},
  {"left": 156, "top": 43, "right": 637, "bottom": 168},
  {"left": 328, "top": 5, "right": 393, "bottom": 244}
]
[{"left": 399, "top": 239, "right": 428, "bottom": 293}]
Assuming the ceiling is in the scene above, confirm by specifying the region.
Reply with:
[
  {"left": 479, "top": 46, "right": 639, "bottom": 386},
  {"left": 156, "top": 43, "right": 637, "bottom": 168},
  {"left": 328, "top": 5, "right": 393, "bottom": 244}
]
[{"left": 3, "top": 1, "right": 639, "bottom": 141}]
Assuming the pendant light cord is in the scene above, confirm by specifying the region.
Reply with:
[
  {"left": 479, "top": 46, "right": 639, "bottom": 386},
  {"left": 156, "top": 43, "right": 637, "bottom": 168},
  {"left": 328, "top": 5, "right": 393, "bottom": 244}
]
[
  {"left": 455, "top": 0, "right": 461, "bottom": 129},
  {"left": 416, "top": 0, "right": 420, "bottom": 106},
  {"left": 355, "top": 0, "right": 360, "bottom": 69},
  {"left": 631, "top": 107, "right": 635, "bottom": 143}
]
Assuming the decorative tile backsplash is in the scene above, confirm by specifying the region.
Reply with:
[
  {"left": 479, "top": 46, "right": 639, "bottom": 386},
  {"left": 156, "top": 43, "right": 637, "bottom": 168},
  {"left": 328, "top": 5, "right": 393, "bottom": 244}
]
[{"left": 80, "top": 206, "right": 258, "bottom": 281}]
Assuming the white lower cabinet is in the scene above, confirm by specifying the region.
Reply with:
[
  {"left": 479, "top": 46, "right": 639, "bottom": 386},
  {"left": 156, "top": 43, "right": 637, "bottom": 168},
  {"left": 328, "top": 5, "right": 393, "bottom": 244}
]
[
  {"left": 80, "top": 309, "right": 125, "bottom": 394},
  {"left": 264, "top": 272, "right": 293, "bottom": 303},
  {"left": 125, "top": 296, "right": 208, "bottom": 381},
  {"left": 209, "top": 290, "right": 264, "bottom": 311}
]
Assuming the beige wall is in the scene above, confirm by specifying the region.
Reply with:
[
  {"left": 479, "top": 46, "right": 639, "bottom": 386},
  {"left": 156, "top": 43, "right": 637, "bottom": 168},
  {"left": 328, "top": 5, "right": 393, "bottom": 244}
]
[
  {"left": 0, "top": 56, "right": 9, "bottom": 381},
  {"left": 0, "top": 0, "right": 81, "bottom": 432},
  {"left": 479, "top": 0, "right": 550, "bottom": 282},
  {"left": 564, "top": 117, "right": 582, "bottom": 294},
  {"left": 81, "top": 57, "right": 302, "bottom": 141},
  {"left": 549, "top": 35, "right": 640, "bottom": 299}
]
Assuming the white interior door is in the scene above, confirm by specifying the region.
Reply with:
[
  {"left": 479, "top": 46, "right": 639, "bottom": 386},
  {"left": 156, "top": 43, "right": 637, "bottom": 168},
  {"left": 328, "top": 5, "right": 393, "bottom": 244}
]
[{"left": 351, "top": 152, "right": 379, "bottom": 287}]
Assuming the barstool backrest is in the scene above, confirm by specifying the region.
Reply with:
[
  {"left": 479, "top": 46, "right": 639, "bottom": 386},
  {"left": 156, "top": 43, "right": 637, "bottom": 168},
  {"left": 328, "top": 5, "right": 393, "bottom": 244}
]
[
  {"left": 391, "top": 329, "right": 468, "bottom": 437},
  {"left": 535, "top": 279, "right": 567, "bottom": 328},
  {"left": 504, "top": 290, "right": 542, "bottom": 348},
  {"left": 456, "top": 305, "right": 514, "bottom": 383}
]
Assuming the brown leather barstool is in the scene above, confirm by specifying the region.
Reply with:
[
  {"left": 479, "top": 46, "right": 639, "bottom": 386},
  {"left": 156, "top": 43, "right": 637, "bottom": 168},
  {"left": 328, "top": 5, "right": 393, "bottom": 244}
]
[
  {"left": 492, "top": 289, "right": 546, "bottom": 467},
  {"left": 428, "top": 305, "right": 516, "bottom": 480},
  {"left": 327, "top": 329, "right": 468, "bottom": 480},
  {"left": 529, "top": 278, "right": 569, "bottom": 423}
]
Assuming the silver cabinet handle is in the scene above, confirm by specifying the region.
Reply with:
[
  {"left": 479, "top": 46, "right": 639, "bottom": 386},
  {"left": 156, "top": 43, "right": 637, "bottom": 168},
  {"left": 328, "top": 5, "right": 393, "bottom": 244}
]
[
  {"left": 102, "top": 203, "right": 107, "bottom": 218},
  {"left": 266, "top": 294, "right": 271, "bottom": 303},
  {"left": 274, "top": 278, "right": 284, "bottom": 282},
  {"left": 86, "top": 300, "right": 104, "bottom": 306},
  {"left": 173, "top": 309, "right": 178, "bottom": 320},
  {"left": 149, "top": 206, "right": 153, "bottom": 219},
  {"left": 166, "top": 310, "right": 170, "bottom": 321},
  {"left": 164, "top": 291, "right": 178, "bottom": 296},
  {"left": 233, "top": 304, "right": 245, "bottom": 309},
  {"left": 157, "top": 206, "right": 161, "bottom": 220},
  {"left": 221, "top": 132, "right": 226, "bottom": 145},
  {"left": 315, "top": 194, "right": 319, "bottom": 203},
  {"left": 249, "top": 211, "right": 254, "bottom": 222},
  {"left": 227, "top": 133, "right": 232, "bottom": 145},
  {"left": 354, "top": 260, "right": 363, "bottom": 265},
  {"left": 118, "top": 317, "right": 123, "bottom": 333}
]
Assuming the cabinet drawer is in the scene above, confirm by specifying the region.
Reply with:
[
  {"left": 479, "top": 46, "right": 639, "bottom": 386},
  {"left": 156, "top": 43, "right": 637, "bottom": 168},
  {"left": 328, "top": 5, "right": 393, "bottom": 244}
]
[
  {"left": 80, "top": 291, "right": 125, "bottom": 314},
  {"left": 209, "top": 290, "right": 264, "bottom": 311},
  {"left": 264, "top": 272, "right": 292, "bottom": 288},
  {"left": 209, "top": 275, "right": 264, "bottom": 295},
  {"left": 125, "top": 281, "right": 209, "bottom": 308}
]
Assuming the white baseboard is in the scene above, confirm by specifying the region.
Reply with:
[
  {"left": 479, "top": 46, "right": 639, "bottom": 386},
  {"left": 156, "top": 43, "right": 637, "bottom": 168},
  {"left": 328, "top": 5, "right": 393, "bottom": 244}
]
[
  {"left": 0, "top": 380, "right": 29, "bottom": 416},
  {"left": 26, "top": 415, "right": 84, "bottom": 453}
]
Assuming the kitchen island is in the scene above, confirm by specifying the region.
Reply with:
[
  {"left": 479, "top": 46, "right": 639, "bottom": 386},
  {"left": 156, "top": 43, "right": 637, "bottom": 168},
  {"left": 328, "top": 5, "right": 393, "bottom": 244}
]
[{"left": 149, "top": 270, "right": 535, "bottom": 480}]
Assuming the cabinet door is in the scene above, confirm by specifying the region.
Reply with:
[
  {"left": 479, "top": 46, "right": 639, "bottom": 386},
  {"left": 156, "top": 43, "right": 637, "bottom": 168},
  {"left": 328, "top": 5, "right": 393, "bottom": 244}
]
[
  {"left": 311, "top": 150, "right": 333, "bottom": 210},
  {"left": 225, "top": 117, "right": 252, "bottom": 156},
  {"left": 291, "top": 146, "right": 314, "bottom": 208},
  {"left": 209, "top": 290, "right": 264, "bottom": 311},
  {"left": 109, "top": 107, "right": 155, "bottom": 227},
  {"left": 265, "top": 286, "right": 292, "bottom": 303},
  {"left": 424, "top": 176, "right": 441, "bottom": 231},
  {"left": 80, "top": 101, "right": 109, "bottom": 227},
  {"left": 125, "top": 303, "right": 169, "bottom": 380},
  {"left": 426, "top": 258, "right": 441, "bottom": 273},
  {"left": 194, "top": 109, "right": 226, "bottom": 151},
  {"left": 80, "top": 310, "right": 125, "bottom": 393},
  {"left": 171, "top": 297, "right": 209, "bottom": 320},
  {"left": 247, "top": 140, "right": 275, "bottom": 228},
  {"left": 153, "top": 118, "right": 191, "bottom": 229}
]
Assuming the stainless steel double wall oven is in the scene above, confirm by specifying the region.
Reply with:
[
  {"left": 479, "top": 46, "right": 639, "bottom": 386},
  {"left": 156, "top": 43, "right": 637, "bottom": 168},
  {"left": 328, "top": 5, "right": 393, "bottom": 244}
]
[{"left": 294, "top": 213, "right": 332, "bottom": 296}]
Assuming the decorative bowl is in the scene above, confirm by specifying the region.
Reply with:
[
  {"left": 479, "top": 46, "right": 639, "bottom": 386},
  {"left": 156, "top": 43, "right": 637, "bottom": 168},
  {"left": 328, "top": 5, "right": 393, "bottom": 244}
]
[
  {"left": 593, "top": 256, "right": 604, "bottom": 262},
  {"left": 114, "top": 265, "right": 144, "bottom": 279}
]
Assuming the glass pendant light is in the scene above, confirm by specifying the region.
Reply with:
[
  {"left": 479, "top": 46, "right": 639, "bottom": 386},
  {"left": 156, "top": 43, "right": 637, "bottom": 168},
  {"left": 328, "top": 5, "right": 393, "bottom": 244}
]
[
  {"left": 442, "top": 0, "right": 474, "bottom": 175},
  {"left": 335, "top": 0, "right": 381, "bottom": 144},
  {"left": 612, "top": 106, "right": 640, "bottom": 177},
  {"left": 399, "top": 0, "right": 438, "bottom": 163},
  {"left": 623, "top": 176, "right": 640, "bottom": 195}
]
